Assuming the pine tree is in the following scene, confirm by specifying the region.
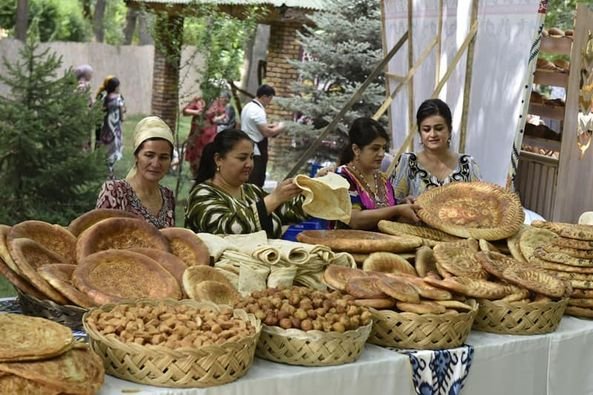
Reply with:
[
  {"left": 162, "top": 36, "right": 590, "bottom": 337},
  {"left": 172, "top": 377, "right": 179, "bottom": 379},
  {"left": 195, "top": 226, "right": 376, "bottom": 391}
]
[
  {"left": 0, "top": 34, "right": 105, "bottom": 225},
  {"left": 276, "top": 0, "right": 384, "bottom": 170}
]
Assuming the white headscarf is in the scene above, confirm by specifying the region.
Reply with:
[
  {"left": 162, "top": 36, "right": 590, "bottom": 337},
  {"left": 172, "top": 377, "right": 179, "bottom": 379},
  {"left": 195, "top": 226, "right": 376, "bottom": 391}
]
[{"left": 126, "top": 116, "right": 175, "bottom": 180}]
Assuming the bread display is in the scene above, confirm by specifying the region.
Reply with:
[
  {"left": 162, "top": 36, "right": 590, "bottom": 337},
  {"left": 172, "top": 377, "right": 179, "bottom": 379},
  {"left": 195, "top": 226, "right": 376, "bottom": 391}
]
[
  {"left": 297, "top": 229, "right": 422, "bottom": 253},
  {"left": 160, "top": 227, "right": 210, "bottom": 266}
]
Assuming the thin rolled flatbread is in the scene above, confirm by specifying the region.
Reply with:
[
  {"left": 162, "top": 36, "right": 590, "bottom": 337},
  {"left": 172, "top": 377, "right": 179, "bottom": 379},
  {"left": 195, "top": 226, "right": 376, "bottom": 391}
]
[{"left": 294, "top": 173, "right": 352, "bottom": 223}]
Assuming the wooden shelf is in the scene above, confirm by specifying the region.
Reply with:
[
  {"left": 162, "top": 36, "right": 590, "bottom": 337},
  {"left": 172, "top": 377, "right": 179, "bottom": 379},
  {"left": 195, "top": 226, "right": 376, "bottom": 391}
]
[
  {"left": 528, "top": 102, "right": 565, "bottom": 120},
  {"left": 534, "top": 70, "right": 569, "bottom": 87},
  {"left": 540, "top": 36, "right": 573, "bottom": 55},
  {"left": 522, "top": 135, "right": 562, "bottom": 152}
]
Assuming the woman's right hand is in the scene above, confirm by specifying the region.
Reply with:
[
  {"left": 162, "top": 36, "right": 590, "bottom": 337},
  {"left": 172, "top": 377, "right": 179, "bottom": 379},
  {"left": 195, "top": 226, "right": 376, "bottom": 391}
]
[
  {"left": 395, "top": 203, "right": 421, "bottom": 224},
  {"left": 315, "top": 164, "right": 336, "bottom": 177},
  {"left": 264, "top": 179, "right": 302, "bottom": 214}
]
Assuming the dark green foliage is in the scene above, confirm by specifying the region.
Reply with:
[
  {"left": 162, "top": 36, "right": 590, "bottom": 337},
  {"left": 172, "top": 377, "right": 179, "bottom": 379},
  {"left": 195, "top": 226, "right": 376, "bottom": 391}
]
[{"left": 0, "top": 36, "right": 105, "bottom": 225}]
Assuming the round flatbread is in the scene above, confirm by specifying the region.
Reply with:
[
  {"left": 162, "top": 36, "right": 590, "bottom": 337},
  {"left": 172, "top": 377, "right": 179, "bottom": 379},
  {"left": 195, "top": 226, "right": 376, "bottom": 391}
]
[
  {"left": 553, "top": 237, "right": 593, "bottom": 250},
  {"left": 507, "top": 225, "right": 529, "bottom": 263},
  {"left": 345, "top": 276, "right": 387, "bottom": 299},
  {"left": 434, "top": 300, "right": 475, "bottom": 312},
  {"left": 423, "top": 276, "right": 513, "bottom": 299},
  {"left": 520, "top": 226, "right": 557, "bottom": 261},
  {"left": 362, "top": 252, "right": 417, "bottom": 276},
  {"left": 76, "top": 217, "right": 169, "bottom": 262},
  {"left": 322, "top": 264, "right": 367, "bottom": 291},
  {"left": 294, "top": 173, "right": 352, "bottom": 222},
  {"left": 129, "top": 247, "right": 187, "bottom": 285},
  {"left": 0, "top": 253, "right": 46, "bottom": 300},
  {"left": 297, "top": 229, "right": 422, "bottom": 253},
  {"left": 0, "top": 225, "right": 20, "bottom": 274},
  {"left": 501, "top": 265, "right": 567, "bottom": 298},
  {"left": 73, "top": 250, "right": 181, "bottom": 305},
  {"left": 530, "top": 256, "right": 593, "bottom": 274},
  {"left": 479, "top": 239, "right": 500, "bottom": 253},
  {"left": 534, "top": 247, "right": 593, "bottom": 267},
  {"left": 8, "top": 238, "right": 69, "bottom": 304},
  {"left": 377, "top": 220, "right": 461, "bottom": 242},
  {"left": 191, "top": 280, "right": 240, "bottom": 305},
  {"left": 565, "top": 305, "right": 593, "bottom": 318},
  {"left": 0, "top": 314, "right": 72, "bottom": 362},
  {"left": 376, "top": 276, "right": 420, "bottom": 303},
  {"left": 416, "top": 181, "right": 524, "bottom": 240},
  {"left": 396, "top": 301, "right": 446, "bottom": 314},
  {"left": 8, "top": 221, "right": 76, "bottom": 265},
  {"left": 353, "top": 298, "right": 396, "bottom": 309},
  {"left": 182, "top": 265, "right": 234, "bottom": 299},
  {"left": 397, "top": 275, "right": 452, "bottom": 300},
  {"left": 570, "top": 289, "right": 593, "bottom": 298},
  {"left": 532, "top": 220, "right": 593, "bottom": 241},
  {"left": 415, "top": 246, "right": 438, "bottom": 277},
  {"left": 68, "top": 208, "right": 140, "bottom": 237},
  {"left": 160, "top": 227, "right": 210, "bottom": 266},
  {"left": 0, "top": 374, "right": 58, "bottom": 394},
  {"left": 0, "top": 346, "right": 104, "bottom": 394},
  {"left": 37, "top": 264, "right": 95, "bottom": 308},
  {"left": 433, "top": 239, "right": 487, "bottom": 279},
  {"left": 475, "top": 251, "right": 522, "bottom": 279},
  {"left": 543, "top": 244, "right": 593, "bottom": 259}
]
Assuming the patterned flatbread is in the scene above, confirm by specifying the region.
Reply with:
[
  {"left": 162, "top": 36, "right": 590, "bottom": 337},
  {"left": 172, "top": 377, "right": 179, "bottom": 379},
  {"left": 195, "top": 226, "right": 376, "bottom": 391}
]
[
  {"left": 76, "top": 217, "right": 169, "bottom": 262},
  {"left": 0, "top": 225, "right": 20, "bottom": 274},
  {"left": 415, "top": 246, "right": 438, "bottom": 277},
  {"left": 396, "top": 301, "right": 446, "bottom": 314},
  {"left": 294, "top": 173, "right": 352, "bottom": 223},
  {"left": 423, "top": 276, "right": 513, "bottom": 299},
  {"left": 532, "top": 220, "right": 593, "bottom": 241},
  {"left": 553, "top": 237, "right": 593, "bottom": 250},
  {"left": 182, "top": 265, "right": 234, "bottom": 299},
  {"left": 8, "top": 221, "right": 76, "bottom": 265},
  {"left": 530, "top": 257, "right": 593, "bottom": 274},
  {"left": 397, "top": 274, "right": 452, "bottom": 300},
  {"left": 160, "top": 227, "right": 210, "bottom": 266},
  {"left": 0, "top": 253, "right": 46, "bottom": 300},
  {"left": 37, "top": 264, "right": 95, "bottom": 308},
  {"left": 323, "top": 265, "right": 367, "bottom": 291},
  {"left": 501, "top": 266, "right": 567, "bottom": 298},
  {"left": 507, "top": 225, "right": 529, "bottom": 263},
  {"left": 565, "top": 305, "right": 593, "bottom": 318},
  {"left": 478, "top": 239, "right": 500, "bottom": 253},
  {"left": 433, "top": 239, "right": 487, "bottom": 279},
  {"left": 129, "top": 247, "right": 187, "bottom": 285},
  {"left": 67, "top": 208, "right": 140, "bottom": 237},
  {"left": 377, "top": 220, "right": 460, "bottom": 242},
  {"left": 345, "top": 276, "right": 387, "bottom": 299},
  {"left": 297, "top": 229, "right": 422, "bottom": 253},
  {"left": 534, "top": 247, "right": 593, "bottom": 267},
  {"left": 543, "top": 244, "right": 593, "bottom": 259},
  {"left": 0, "top": 314, "right": 72, "bottom": 362},
  {"left": 570, "top": 289, "right": 593, "bottom": 298},
  {"left": 475, "top": 251, "right": 523, "bottom": 279},
  {"left": 191, "top": 280, "right": 240, "bottom": 305},
  {"left": 376, "top": 276, "right": 420, "bottom": 303},
  {"left": 74, "top": 250, "right": 181, "bottom": 305},
  {"left": 416, "top": 181, "right": 524, "bottom": 240},
  {"left": 519, "top": 226, "right": 557, "bottom": 261},
  {"left": 353, "top": 298, "right": 396, "bottom": 309},
  {"left": 362, "top": 252, "right": 417, "bottom": 276}
]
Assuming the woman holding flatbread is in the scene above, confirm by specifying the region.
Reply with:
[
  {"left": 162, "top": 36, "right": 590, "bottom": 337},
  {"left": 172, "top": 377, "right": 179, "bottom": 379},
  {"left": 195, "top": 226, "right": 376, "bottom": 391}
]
[
  {"left": 96, "top": 116, "right": 176, "bottom": 228},
  {"left": 335, "top": 117, "right": 421, "bottom": 230},
  {"left": 390, "top": 98, "right": 481, "bottom": 200},
  {"left": 184, "top": 129, "right": 307, "bottom": 238}
]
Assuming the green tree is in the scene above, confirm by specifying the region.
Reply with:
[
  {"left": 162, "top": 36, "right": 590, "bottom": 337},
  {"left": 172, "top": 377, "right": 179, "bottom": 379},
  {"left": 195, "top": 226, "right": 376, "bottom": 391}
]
[
  {"left": 0, "top": 33, "right": 105, "bottom": 225},
  {"left": 275, "top": 0, "right": 385, "bottom": 171}
]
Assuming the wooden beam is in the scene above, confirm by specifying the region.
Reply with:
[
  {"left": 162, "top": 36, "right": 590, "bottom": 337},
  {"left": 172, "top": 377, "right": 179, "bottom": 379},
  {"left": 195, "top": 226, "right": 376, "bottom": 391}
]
[
  {"left": 458, "top": 0, "right": 479, "bottom": 153},
  {"left": 283, "top": 31, "right": 409, "bottom": 179},
  {"left": 406, "top": 0, "right": 415, "bottom": 152},
  {"left": 435, "top": 0, "right": 443, "bottom": 87}
]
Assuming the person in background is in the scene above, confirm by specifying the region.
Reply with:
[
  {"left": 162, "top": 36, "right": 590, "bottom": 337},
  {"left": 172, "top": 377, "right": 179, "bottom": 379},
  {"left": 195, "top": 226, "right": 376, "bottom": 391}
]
[
  {"left": 184, "top": 129, "right": 306, "bottom": 238},
  {"left": 74, "top": 64, "right": 93, "bottom": 100},
  {"left": 240, "top": 84, "right": 285, "bottom": 187},
  {"left": 96, "top": 116, "right": 176, "bottom": 228},
  {"left": 213, "top": 91, "right": 237, "bottom": 133},
  {"left": 335, "top": 117, "right": 420, "bottom": 230},
  {"left": 390, "top": 98, "right": 481, "bottom": 200},
  {"left": 96, "top": 76, "right": 126, "bottom": 179}
]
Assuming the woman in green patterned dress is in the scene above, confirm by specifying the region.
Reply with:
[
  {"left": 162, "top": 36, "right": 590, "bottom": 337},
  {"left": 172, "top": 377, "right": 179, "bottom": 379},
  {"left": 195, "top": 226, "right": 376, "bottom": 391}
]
[{"left": 184, "top": 129, "right": 307, "bottom": 238}]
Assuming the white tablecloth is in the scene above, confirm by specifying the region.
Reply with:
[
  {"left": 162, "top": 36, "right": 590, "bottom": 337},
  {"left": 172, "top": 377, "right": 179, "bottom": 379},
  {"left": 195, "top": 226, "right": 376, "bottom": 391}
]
[{"left": 99, "top": 316, "right": 593, "bottom": 395}]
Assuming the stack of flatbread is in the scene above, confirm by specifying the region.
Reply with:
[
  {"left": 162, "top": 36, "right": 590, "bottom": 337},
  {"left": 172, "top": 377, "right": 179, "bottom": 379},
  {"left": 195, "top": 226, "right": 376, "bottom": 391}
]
[
  {"left": 0, "top": 314, "right": 104, "bottom": 394},
  {"left": 0, "top": 209, "right": 211, "bottom": 308}
]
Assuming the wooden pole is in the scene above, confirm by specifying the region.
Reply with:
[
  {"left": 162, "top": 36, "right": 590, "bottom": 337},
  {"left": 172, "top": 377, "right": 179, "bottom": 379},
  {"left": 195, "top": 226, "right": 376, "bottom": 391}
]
[
  {"left": 458, "top": 0, "right": 479, "bottom": 153},
  {"left": 406, "top": 0, "right": 415, "bottom": 151},
  {"left": 283, "top": 31, "right": 409, "bottom": 179},
  {"left": 435, "top": 0, "right": 443, "bottom": 87}
]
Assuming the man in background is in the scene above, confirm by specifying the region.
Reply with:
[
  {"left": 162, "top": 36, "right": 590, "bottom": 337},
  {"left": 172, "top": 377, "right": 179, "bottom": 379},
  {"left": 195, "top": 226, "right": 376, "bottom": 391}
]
[{"left": 240, "top": 84, "right": 284, "bottom": 187}]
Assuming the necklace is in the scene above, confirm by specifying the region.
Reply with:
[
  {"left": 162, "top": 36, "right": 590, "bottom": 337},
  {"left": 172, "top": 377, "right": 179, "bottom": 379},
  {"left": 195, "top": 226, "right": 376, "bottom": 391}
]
[{"left": 347, "top": 163, "right": 388, "bottom": 207}]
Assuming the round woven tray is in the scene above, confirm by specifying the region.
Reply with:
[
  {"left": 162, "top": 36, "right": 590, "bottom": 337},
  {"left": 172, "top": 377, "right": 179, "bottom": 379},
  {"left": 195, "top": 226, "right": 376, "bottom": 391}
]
[
  {"left": 16, "top": 289, "right": 87, "bottom": 330},
  {"left": 473, "top": 298, "right": 567, "bottom": 335},
  {"left": 368, "top": 300, "right": 478, "bottom": 350},
  {"left": 256, "top": 322, "right": 372, "bottom": 366},
  {"left": 83, "top": 299, "right": 261, "bottom": 388}
]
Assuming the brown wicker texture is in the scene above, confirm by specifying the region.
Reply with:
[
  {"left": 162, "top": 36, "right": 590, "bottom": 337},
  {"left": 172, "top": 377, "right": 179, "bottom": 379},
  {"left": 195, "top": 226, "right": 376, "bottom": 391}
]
[
  {"left": 368, "top": 300, "right": 478, "bottom": 350},
  {"left": 473, "top": 298, "right": 567, "bottom": 335},
  {"left": 83, "top": 299, "right": 261, "bottom": 388},
  {"left": 16, "top": 289, "right": 87, "bottom": 330},
  {"left": 256, "top": 322, "right": 372, "bottom": 366}
]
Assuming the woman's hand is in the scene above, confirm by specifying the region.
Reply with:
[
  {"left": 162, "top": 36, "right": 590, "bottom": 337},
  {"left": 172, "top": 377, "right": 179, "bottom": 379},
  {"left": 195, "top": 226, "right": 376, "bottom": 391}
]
[
  {"left": 264, "top": 179, "right": 302, "bottom": 214},
  {"left": 395, "top": 203, "right": 421, "bottom": 224},
  {"left": 315, "top": 164, "right": 336, "bottom": 177},
  {"left": 403, "top": 195, "right": 416, "bottom": 205}
]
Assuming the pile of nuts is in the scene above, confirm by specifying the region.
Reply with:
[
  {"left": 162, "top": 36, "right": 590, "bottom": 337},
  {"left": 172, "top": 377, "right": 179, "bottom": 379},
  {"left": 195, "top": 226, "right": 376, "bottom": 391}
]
[
  {"left": 235, "top": 287, "right": 372, "bottom": 333},
  {"left": 85, "top": 302, "right": 255, "bottom": 348}
]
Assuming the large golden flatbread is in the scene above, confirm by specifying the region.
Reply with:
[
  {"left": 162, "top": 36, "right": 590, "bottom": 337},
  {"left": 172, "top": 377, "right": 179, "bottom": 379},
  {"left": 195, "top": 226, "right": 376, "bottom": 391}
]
[
  {"left": 8, "top": 221, "right": 76, "bottom": 265},
  {"left": 543, "top": 244, "right": 593, "bottom": 259},
  {"left": 129, "top": 247, "right": 187, "bottom": 285},
  {"left": 76, "top": 217, "right": 169, "bottom": 262},
  {"left": 396, "top": 274, "right": 452, "bottom": 300},
  {"left": 507, "top": 225, "right": 529, "bottom": 263},
  {"left": 73, "top": 250, "right": 181, "bottom": 305},
  {"left": 532, "top": 220, "right": 593, "bottom": 241},
  {"left": 415, "top": 246, "right": 438, "bottom": 277},
  {"left": 37, "top": 264, "right": 95, "bottom": 308},
  {"left": 376, "top": 276, "right": 420, "bottom": 303},
  {"left": 67, "top": 208, "right": 140, "bottom": 237},
  {"left": 8, "top": 238, "right": 69, "bottom": 304},
  {"left": 323, "top": 264, "right": 367, "bottom": 291},
  {"left": 0, "top": 314, "right": 72, "bottom": 362},
  {"left": 160, "top": 227, "right": 210, "bottom": 266},
  {"left": 362, "top": 252, "right": 417, "bottom": 276},
  {"left": 377, "top": 220, "right": 461, "bottom": 242},
  {"left": 416, "top": 181, "right": 524, "bottom": 240},
  {"left": 297, "top": 229, "right": 423, "bottom": 253},
  {"left": 0, "top": 253, "right": 46, "bottom": 300},
  {"left": 345, "top": 276, "right": 388, "bottom": 299},
  {"left": 501, "top": 265, "right": 567, "bottom": 298},
  {"left": 475, "top": 251, "right": 522, "bottom": 279},
  {"left": 294, "top": 173, "right": 352, "bottom": 223},
  {"left": 519, "top": 226, "right": 557, "bottom": 261},
  {"left": 553, "top": 237, "right": 593, "bottom": 250},
  {"left": 423, "top": 276, "right": 513, "bottom": 299},
  {"left": 432, "top": 239, "right": 487, "bottom": 279},
  {"left": 182, "top": 265, "right": 234, "bottom": 300},
  {"left": 191, "top": 280, "right": 240, "bottom": 305},
  {"left": 534, "top": 247, "right": 593, "bottom": 267},
  {"left": 530, "top": 256, "right": 593, "bottom": 274},
  {"left": 0, "top": 225, "right": 20, "bottom": 274},
  {"left": 0, "top": 346, "right": 103, "bottom": 394}
]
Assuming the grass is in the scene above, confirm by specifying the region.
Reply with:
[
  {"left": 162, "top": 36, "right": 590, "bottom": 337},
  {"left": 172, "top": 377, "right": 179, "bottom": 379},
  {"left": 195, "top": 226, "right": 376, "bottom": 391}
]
[{"left": 0, "top": 114, "right": 195, "bottom": 298}]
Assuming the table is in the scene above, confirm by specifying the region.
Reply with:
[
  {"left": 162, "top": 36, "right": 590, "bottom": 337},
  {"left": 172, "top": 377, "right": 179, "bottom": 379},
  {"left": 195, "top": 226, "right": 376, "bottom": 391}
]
[{"left": 98, "top": 316, "right": 593, "bottom": 395}]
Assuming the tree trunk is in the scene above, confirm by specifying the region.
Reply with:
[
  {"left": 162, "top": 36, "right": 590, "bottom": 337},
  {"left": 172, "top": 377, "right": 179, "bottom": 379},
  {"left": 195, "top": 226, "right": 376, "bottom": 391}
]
[
  {"left": 15, "top": 0, "right": 28, "bottom": 41},
  {"left": 138, "top": 12, "right": 153, "bottom": 45},
  {"left": 122, "top": 8, "right": 138, "bottom": 45},
  {"left": 93, "top": 0, "right": 107, "bottom": 43},
  {"left": 81, "top": 0, "right": 92, "bottom": 21}
]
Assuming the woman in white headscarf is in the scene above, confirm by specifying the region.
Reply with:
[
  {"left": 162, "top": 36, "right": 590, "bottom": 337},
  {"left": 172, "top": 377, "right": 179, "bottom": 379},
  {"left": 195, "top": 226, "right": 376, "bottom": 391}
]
[{"left": 96, "top": 116, "right": 176, "bottom": 228}]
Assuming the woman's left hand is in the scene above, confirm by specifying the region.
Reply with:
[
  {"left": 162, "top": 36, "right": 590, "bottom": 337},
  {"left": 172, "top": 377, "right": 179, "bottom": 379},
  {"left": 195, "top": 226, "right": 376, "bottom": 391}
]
[{"left": 396, "top": 203, "right": 421, "bottom": 224}]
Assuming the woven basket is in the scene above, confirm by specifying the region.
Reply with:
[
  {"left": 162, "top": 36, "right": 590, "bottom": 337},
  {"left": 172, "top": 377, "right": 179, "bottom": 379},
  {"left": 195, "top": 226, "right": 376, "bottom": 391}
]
[
  {"left": 256, "top": 322, "right": 372, "bottom": 366},
  {"left": 473, "top": 298, "right": 567, "bottom": 335},
  {"left": 83, "top": 299, "right": 261, "bottom": 388},
  {"left": 17, "top": 289, "right": 87, "bottom": 330},
  {"left": 368, "top": 300, "right": 478, "bottom": 350}
]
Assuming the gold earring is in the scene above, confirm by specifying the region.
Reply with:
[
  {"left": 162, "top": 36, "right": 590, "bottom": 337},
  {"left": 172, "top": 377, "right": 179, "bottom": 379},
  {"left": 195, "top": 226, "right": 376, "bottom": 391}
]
[{"left": 216, "top": 166, "right": 220, "bottom": 172}]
